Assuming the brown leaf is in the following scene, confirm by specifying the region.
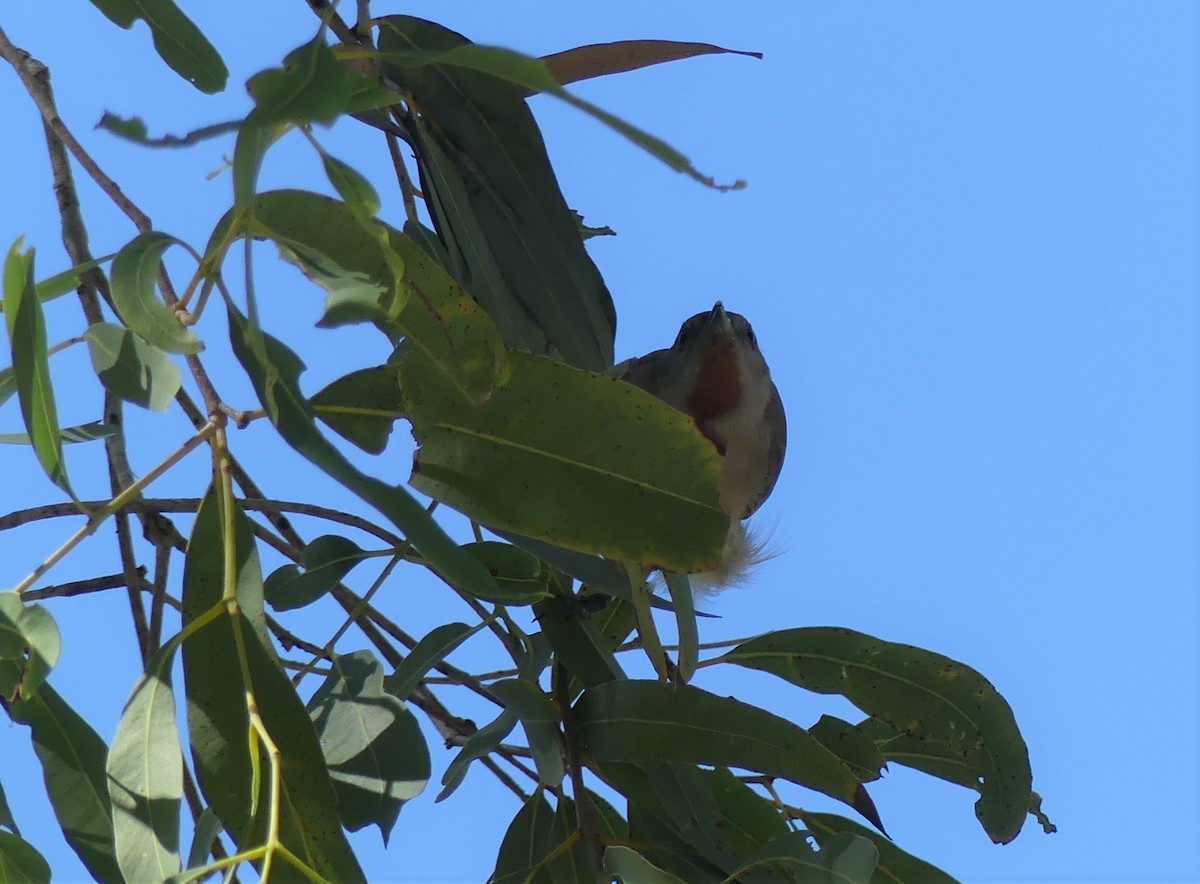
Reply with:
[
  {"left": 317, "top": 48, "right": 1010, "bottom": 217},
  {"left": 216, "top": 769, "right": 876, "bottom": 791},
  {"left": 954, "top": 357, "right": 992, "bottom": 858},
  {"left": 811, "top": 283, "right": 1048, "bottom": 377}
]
[{"left": 537, "top": 39, "right": 761, "bottom": 91}]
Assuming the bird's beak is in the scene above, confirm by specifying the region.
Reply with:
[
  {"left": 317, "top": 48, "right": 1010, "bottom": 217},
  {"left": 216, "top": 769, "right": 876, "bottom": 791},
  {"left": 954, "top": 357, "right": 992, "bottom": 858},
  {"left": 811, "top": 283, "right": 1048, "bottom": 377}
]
[{"left": 706, "top": 301, "right": 734, "bottom": 343}]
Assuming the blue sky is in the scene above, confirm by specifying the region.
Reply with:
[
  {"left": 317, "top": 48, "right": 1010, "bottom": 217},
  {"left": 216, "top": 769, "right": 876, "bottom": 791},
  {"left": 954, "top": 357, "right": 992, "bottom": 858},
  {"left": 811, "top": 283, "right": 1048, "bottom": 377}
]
[{"left": 1, "top": 3, "right": 1196, "bottom": 882}]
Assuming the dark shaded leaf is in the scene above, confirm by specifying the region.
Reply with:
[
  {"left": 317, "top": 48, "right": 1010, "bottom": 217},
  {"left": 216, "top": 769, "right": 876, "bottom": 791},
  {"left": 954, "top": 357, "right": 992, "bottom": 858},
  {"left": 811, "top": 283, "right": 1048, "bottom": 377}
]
[
  {"left": 97, "top": 112, "right": 239, "bottom": 148},
  {"left": 575, "top": 681, "right": 883, "bottom": 831},
  {"left": 0, "top": 591, "right": 61, "bottom": 698},
  {"left": 84, "top": 322, "right": 181, "bottom": 412},
  {"left": 0, "top": 422, "right": 117, "bottom": 446},
  {"left": 728, "top": 830, "right": 878, "bottom": 883},
  {"left": 85, "top": 0, "right": 227, "bottom": 93},
  {"left": 378, "top": 16, "right": 617, "bottom": 371},
  {"left": 436, "top": 710, "right": 517, "bottom": 803},
  {"left": 106, "top": 644, "right": 182, "bottom": 882},
  {"left": 533, "top": 597, "right": 625, "bottom": 688},
  {"left": 2, "top": 243, "right": 70, "bottom": 495},
  {"left": 307, "top": 651, "right": 429, "bottom": 844},
  {"left": 181, "top": 486, "right": 364, "bottom": 883},
  {"left": 726, "top": 628, "right": 1031, "bottom": 844}
]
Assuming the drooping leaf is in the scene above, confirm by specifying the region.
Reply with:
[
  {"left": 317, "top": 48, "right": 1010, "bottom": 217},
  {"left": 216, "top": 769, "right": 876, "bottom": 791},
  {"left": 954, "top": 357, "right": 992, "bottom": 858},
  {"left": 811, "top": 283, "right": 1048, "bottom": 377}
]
[
  {"left": 181, "top": 486, "right": 364, "bottom": 883},
  {"left": 106, "top": 643, "right": 183, "bottom": 883},
  {"left": 574, "top": 680, "right": 883, "bottom": 831},
  {"left": 436, "top": 709, "right": 517, "bottom": 803},
  {"left": 725, "top": 628, "right": 1032, "bottom": 844},
  {"left": 384, "top": 622, "right": 474, "bottom": 701},
  {"left": 0, "top": 829, "right": 51, "bottom": 884},
  {"left": 540, "top": 39, "right": 761, "bottom": 88},
  {"left": 311, "top": 364, "right": 404, "bottom": 455},
  {"left": 1, "top": 660, "right": 120, "bottom": 882},
  {"left": 403, "top": 349, "right": 727, "bottom": 570},
  {"left": 489, "top": 791, "right": 559, "bottom": 884},
  {"left": 488, "top": 678, "right": 563, "bottom": 787},
  {"left": 263, "top": 534, "right": 373, "bottom": 611},
  {"left": 799, "top": 811, "right": 959, "bottom": 884},
  {"left": 307, "top": 651, "right": 430, "bottom": 844},
  {"left": 84, "top": 322, "right": 181, "bottom": 412},
  {"left": 108, "top": 232, "right": 202, "bottom": 355},
  {"left": 182, "top": 806, "right": 223, "bottom": 873},
  {"left": 225, "top": 304, "right": 499, "bottom": 602},
  {"left": 0, "top": 777, "right": 17, "bottom": 833},
  {"left": 84, "top": 0, "right": 227, "bottom": 93},
  {"left": 0, "top": 570, "right": 62, "bottom": 701},
  {"left": 378, "top": 16, "right": 617, "bottom": 371},
  {"left": 2, "top": 242, "right": 70, "bottom": 495},
  {"left": 663, "top": 572, "right": 698, "bottom": 683}
]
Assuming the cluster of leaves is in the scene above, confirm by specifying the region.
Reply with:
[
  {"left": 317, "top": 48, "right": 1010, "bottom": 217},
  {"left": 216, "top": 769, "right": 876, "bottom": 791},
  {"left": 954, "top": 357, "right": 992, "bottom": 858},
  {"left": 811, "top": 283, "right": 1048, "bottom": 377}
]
[{"left": 0, "top": 3, "right": 1052, "bottom": 883}]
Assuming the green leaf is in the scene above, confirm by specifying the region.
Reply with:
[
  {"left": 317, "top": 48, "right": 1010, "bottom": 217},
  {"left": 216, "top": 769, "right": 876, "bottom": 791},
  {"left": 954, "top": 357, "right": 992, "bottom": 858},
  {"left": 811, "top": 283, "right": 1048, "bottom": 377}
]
[
  {"left": 808, "top": 715, "right": 887, "bottom": 784},
  {"left": 489, "top": 791, "right": 558, "bottom": 884},
  {"left": 0, "top": 777, "right": 17, "bottom": 833},
  {"left": 247, "top": 37, "right": 393, "bottom": 126},
  {"left": 799, "top": 811, "right": 959, "bottom": 884},
  {"left": 605, "top": 845, "right": 689, "bottom": 884},
  {"left": 574, "top": 681, "right": 884, "bottom": 831},
  {"left": 182, "top": 806, "right": 222, "bottom": 872},
  {"left": 311, "top": 364, "right": 404, "bottom": 454},
  {"left": 377, "top": 16, "right": 617, "bottom": 371},
  {"left": 461, "top": 542, "right": 556, "bottom": 605},
  {"left": 698, "top": 767, "right": 791, "bottom": 857},
  {"left": 2, "top": 242, "right": 70, "bottom": 495},
  {"left": 106, "top": 644, "right": 182, "bottom": 883},
  {"left": 1, "top": 660, "right": 120, "bottom": 882},
  {"left": 725, "top": 627, "right": 1032, "bottom": 844},
  {"left": 210, "top": 189, "right": 506, "bottom": 404},
  {"left": 85, "top": 0, "right": 227, "bottom": 93},
  {"left": 532, "top": 597, "right": 625, "bottom": 688},
  {"left": 19, "top": 254, "right": 114, "bottom": 307},
  {"left": 663, "top": 572, "right": 698, "bottom": 683},
  {"left": 84, "top": 322, "right": 181, "bottom": 412},
  {"left": 0, "top": 590, "right": 61, "bottom": 700},
  {"left": 404, "top": 349, "right": 727, "bottom": 570},
  {"left": 181, "top": 487, "right": 364, "bottom": 883},
  {"left": 436, "top": 709, "right": 518, "bottom": 803},
  {"left": 0, "top": 421, "right": 117, "bottom": 445},
  {"left": 307, "top": 651, "right": 430, "bottom": 844},
  {"left": 488, "top": 678, "right": 563, "bottom": 787},
  {"left": 96, "top": 113, "right": 239, "bottom": 148},
  {"left": 263, "top": 534, "right": 371, "bottom": 611},
  {"left": 726, "top": 830, "right": 878, "bottom": 883},
  {"left": 0, "top": 829, "right": 51, "bottom": 884},
  {"left": 0, "top": 365, "right": 15, "bottom": 408},
  {"left": 383, "top": 622, "right": 474, "bottom": 700},
  {"left": 225, "top": 304, "right": 500, "bottom": 602},
  {"left": 321, "top": 154, "right": 381, "bottom": 219},
  {"left": 108, "top": 232, "right": 202, "bottom": 355}
]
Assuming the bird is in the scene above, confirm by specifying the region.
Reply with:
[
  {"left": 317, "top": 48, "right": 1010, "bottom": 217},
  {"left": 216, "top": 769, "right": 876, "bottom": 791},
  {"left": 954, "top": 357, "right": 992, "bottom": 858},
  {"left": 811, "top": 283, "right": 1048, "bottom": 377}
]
[{"left": 618, "top": 302, "right": 786, "bottom": 589}]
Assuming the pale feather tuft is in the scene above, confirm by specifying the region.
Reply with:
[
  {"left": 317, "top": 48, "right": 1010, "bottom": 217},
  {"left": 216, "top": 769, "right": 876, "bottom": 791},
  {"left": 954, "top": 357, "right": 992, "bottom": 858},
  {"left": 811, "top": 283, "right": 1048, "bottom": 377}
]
[{"left": 688, "top": 520, "right": 780, "bottom": 597}]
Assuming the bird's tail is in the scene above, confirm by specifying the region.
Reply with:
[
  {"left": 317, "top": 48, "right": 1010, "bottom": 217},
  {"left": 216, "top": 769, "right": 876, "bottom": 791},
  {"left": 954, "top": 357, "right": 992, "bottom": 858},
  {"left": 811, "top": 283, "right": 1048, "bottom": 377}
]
[{"left": 688, "top": 519, "right": 779, "bottom": 596}]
